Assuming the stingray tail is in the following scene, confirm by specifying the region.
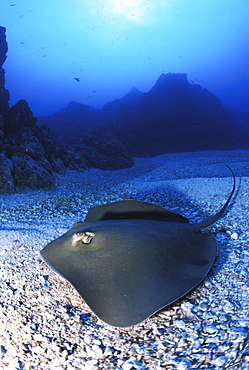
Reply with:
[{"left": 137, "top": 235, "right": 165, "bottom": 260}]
[{"left": 195, "top": 166, "right": 236, "bottom": 231}]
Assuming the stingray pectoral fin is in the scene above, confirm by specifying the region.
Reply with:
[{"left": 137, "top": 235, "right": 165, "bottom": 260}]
[
  {"left": 85, "top": 199, "right": 189, "bottom": 223},
  {"left": 71, "top": 221, "right": 84, "bottom": 229}
]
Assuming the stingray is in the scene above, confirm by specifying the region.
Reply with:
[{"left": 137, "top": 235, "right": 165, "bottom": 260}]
[{"left": 40, "top": 166, "right": 236, "bottom": 327}]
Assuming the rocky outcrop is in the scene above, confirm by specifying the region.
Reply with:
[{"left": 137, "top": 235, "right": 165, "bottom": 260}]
[
  {"left": 74, "top": 128, "right": 134, "bottom": 170},
  {"left": 104, "top": 73, "right": 246, "bottom": 156},
  {"left": 0, "top": 27, "right": 133, "bottom": 194},
  {"left": 0, "top": 96, "right": 132, "bottom": 193},
  {"left": 1, "top": 24, "right": 248, "bottom": 193},
  {"left": 0, "top": 114, "right": 4, "bottom": 147},
  {"left": 0, "top": 27, "right": 10, "bottom": 117},
  {"left": 41, "top": 73, "right": 248, "bottom": 159},
  {"left": 0, "top": 27, "right": 67, "bottom": 193},
  {"left": 55, "top": 129, "right": 134, "bottom": 171},
  {"left": 4, "top": 98, "right": 37, "bottom": 137},
  {"left": 40, "top": 101, "right": 103, "bottom": 146},
  {"left": 40, "top": 102, "right": 134, "bottom": 170},
  {"left": 1, "top": 100, "right": 65, "bottom": 192},
  {"left": 0, "top": 153, "right": 14, "bottom": 193}
]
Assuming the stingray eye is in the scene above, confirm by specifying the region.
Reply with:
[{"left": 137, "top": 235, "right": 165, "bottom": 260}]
[
  {"left": 81, "top": 232, "right": 94, "bottom": 244},
  {"left": 72, "top": 231, "right": 94, "bottom": 246}
]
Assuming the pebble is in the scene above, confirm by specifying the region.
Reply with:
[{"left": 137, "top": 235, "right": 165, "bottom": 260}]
[
  {"left": 226, "top": 230, "right": 239, "bottom": 240},
  {"left": 203, "top": 325, "right": 218, "bottom": 335},
  {"left": 0, "top": 150, "right": 248, "bottom": 370}
]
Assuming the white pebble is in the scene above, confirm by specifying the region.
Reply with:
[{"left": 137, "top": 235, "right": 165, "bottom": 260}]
[
  {"left": 122, "top": 362, "right": 134, "bottom": 370},
  {"left": 230, "top": 232, "right": 238, "bottom": 240},
  {"left": 213, "top": 356, "right": 228, "bottom": 367}
]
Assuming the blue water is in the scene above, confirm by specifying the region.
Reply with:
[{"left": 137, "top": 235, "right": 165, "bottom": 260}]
[{"left": 1, "top": 0, "right": 249, "bottom": 117}]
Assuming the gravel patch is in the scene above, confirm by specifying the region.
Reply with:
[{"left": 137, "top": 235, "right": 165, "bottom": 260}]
[{"left": 0, "top": 149, "right": 249, "bottom": 369}]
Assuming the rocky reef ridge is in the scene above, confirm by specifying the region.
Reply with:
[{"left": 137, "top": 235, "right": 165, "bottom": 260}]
[
  {"left": 0, "top": 27, "right": 9, "bottom": 117},
  {"left": 0, "top": 27, "right": 66, "bottom": 193},
  {"left": 42, "top": 74, "right": 249, "bottom": 158},
  {"left": 1, "top": 26, "right": 248, "bottom": 193},
  {"left": 0, "top": 27, "right": 133, "bottom": 193}
]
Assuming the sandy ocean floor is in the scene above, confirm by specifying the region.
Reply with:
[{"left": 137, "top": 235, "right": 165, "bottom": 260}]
[{"left": 0, "top": 149, "right": 249, "bottom": 370}]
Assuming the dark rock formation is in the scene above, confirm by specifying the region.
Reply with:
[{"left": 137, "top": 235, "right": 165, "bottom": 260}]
[
  {"left": 104, "top": 73, "right": 246, "bottom": 156},
  {"left": 1, "top": 24, "right": 248, "bottom": 193},
  {"left": 4, "top": 98, "right": 37, "bottom": 137},
  {"left": 40, "top": 101, "right": 134, "bottom": 170},
  {"left": 75, "top": 128, "right": 134, "bottom": 170},
  {"left": 12, "top": 154, "right": 54, "bottom": 190},
  {"left": 58, "top": 148, "right": 90, "bottom": 171},
  {"left": 54, "top": 128, "right": 134, "bottom": 171},
  {"left": 1, "top": 99, "right": 65, "bottom": 192},
  {"left": 0, "top": 27, "right": 133, "bottom": 194},
  {"left": 0, "top": 114, "right": 4, "bottom": 147},
  {"left": 0, "top": 28, "right": 66, "bottom": 193},
  {"left": 40, "top": 101, "right": 103, "bottom": 146},
  {"left": 103, "top": 86, "right": 143, "bottom": 115},
  {"left": 41, "top": 73, "right": 248, "bottom": 159},
  {"left": 0, "top": 27, "right": 10, "bottom": 116},
  {"left": 0, "top": 153, "right": 14, "bottom": 193}
]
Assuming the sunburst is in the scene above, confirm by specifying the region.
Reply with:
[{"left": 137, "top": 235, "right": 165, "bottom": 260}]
[{"left": 110, "top": 0, "right": 145, "bottom": 21}]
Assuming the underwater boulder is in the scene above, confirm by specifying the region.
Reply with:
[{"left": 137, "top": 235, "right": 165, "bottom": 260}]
[
  {"left": 12, "top": 154, "right": 54, "bottom": 190},
  {"left": 0, "top": 99, "right": 66, "bottom": 192},
  {"left": 0, "top": 153, "right": 14, "bottom": 194},
  {"left": 75, "top": 132, "right": 134, "bottom": 170},
  {"left": 104, "top": 73, "right": 244, "bottom": 156},
  {"left": 4, "top": 99, "right": 36, "bottom": 137},
  {"left": 0, "top": 114, "right": 4, "bottom": 147},
  {"left": 58, "top": 147, "right": 91, "bottom": 171},
  {"left": 0, "top": 27, "right": 10, "bottom": 117}
]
